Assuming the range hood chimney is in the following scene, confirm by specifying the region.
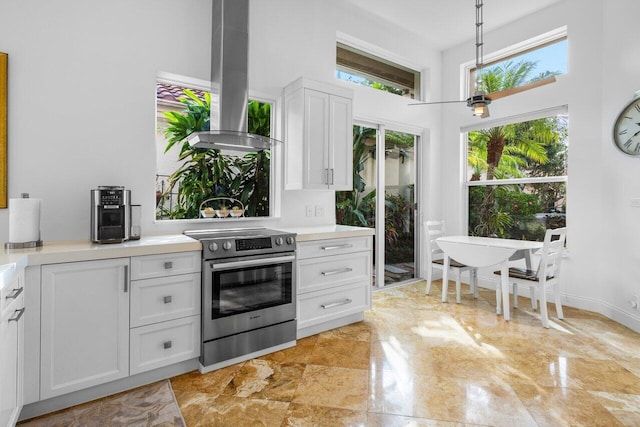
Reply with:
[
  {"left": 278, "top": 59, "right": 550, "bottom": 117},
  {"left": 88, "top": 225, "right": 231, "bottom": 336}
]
[{"left": 187, "top": 0, "right": 278, "bottom": 152}]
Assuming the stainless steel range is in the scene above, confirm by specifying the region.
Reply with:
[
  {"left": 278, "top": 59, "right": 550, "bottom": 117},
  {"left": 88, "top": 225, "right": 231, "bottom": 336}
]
[{"left": 184, "top": 228, "right": 297, "bottom": 372}]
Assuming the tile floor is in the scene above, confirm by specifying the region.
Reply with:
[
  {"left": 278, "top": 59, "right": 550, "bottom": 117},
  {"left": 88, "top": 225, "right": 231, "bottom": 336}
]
[
  {"left": 19, "top": 280, "right": 640, "bottom": 426},
  {"left": 171, "top": 280, "right": 640, "bottom": 426}
]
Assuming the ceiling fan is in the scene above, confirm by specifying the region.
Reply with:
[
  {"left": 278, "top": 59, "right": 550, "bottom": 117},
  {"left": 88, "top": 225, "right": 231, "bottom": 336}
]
[
  {"left": 410, "top": 78, "right": 557, "bottom": 118},
  {"left": 409, "top": 0, "right": 556, "bottom": 118}
]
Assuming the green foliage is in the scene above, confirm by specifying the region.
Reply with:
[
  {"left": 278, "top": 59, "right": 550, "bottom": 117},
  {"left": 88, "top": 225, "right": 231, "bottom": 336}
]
[{"left": 158, "top": 91, "right": 271, "bottom": 219}]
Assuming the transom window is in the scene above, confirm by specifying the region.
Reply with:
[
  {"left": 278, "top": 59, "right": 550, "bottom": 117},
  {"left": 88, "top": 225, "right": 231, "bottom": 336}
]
[
  {"left": 336, "top": 42, "right": 420, "bottom": 99},
  {"left": 470, "top": 33, "right": 567, "bottom": 98}
]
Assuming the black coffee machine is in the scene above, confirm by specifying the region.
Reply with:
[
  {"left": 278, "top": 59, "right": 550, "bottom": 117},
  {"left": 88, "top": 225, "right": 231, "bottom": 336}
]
[{"left": 91, "top": 186, "right": 130, "bottom": 243}]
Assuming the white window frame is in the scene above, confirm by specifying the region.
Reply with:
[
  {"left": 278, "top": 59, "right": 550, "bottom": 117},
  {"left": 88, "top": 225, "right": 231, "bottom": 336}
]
[
  {"left": 155, "top": 72, "right": 281, "bottom": 222},
  {"left": 459, "top": 26, "right": 568, "bottom": 101},
  {"left": 462, "top": 105, "right": 569, "bottom": 236}
]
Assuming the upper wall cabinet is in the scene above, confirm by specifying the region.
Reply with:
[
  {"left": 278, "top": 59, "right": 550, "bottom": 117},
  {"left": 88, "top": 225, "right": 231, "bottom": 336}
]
[{"left": 284, "top": 78, "right": 353, "bottom": 190}]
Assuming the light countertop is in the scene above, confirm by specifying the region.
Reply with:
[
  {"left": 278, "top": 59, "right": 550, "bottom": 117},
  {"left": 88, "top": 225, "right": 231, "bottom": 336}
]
[
  {"left": 0, "top": 234, "right": 202, "bottom": 270},
  {"left": 0, "top": 225, "right": 374, "bottom": 280}
]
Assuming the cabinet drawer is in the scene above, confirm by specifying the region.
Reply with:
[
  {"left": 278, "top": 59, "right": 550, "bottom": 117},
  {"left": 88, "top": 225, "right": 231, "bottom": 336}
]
[
  {"left": 131, "top": 251, "right": 200, "bottom": 280},
  {"left": 130, "top": 316, "right": 200, "bottom": 375},
  {"left": 297, "top": 236, "right": 372, "bottom": 260},
  {"left": 0, "top": 272, "right": 23, "bottom": 319},
  {"left": 297, "top": 251, "right": 371, "bottom": 294},
  {"left": 130, "top": 273, "right": 201, "bottom": 328},
  {"left": 297, "top": 281, "right": 370, "bottom": 329}
]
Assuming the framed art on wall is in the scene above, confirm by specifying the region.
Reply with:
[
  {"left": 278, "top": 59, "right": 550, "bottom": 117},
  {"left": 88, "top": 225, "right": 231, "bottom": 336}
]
[{"left": 0, "top": 53, "right": 6, "bottom": 208}]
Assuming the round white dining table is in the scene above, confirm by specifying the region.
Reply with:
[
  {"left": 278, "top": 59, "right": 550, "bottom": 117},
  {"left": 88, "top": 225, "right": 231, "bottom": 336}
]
[{"left": 436, "top": 236, "right": 543, "bottom": 320}]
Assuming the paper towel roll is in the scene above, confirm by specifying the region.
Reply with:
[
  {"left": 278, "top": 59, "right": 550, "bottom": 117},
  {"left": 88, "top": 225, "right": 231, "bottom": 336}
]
[{"left": 9, "top": 197, "right": 41, "bottom": 243}]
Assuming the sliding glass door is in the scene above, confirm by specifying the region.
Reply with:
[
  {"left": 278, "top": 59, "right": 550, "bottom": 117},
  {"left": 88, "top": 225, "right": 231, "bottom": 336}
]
[
  {"left": 336, "top": 123, "right": 420, "bottom": 288},
  {"left": 383, "top": 130, "right": 416, "bottom": 285}
]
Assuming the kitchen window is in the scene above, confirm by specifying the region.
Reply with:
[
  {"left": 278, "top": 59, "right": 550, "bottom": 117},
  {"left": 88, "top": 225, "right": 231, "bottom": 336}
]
[
  {"left": 155, "top": 75, "right": 274, "bottom": 220},
  {"left": 465, "top": 106, "right": 568, "bottom": 241}
]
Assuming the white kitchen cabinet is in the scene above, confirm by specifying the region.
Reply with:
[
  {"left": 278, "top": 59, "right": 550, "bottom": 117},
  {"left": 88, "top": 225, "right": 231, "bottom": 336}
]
[
  {"left": 296, "top": 236, "right": 372, "bottom": 338},
  {"left": 129, "top": 252, "right": 200, "bottom": 375},
  {"left": 0, "top": 271, "right": 25, "bottom": 427},
  {"left": 284, "top": 77, "right": 353, "bottom": 190},
  {"left": 40, "top": 258, "right": 130, "bottom": 400}
]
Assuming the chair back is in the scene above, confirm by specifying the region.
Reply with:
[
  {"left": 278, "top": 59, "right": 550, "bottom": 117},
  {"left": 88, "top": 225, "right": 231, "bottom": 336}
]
[
  {"left": 537, "top": 227, "right": 567, "bottom": 280},
  {"left": 424, "top": 220, "right": 445, "bottom": 264}
]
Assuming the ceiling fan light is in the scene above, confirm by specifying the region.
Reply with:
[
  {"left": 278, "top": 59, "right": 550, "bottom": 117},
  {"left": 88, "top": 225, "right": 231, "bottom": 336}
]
[{"left": 473, "top": 103, "right": 490, "bottom": 118}]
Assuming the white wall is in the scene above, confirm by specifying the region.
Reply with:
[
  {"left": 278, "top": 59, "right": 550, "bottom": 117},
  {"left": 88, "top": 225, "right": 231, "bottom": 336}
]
[
  {"left": 441, "top": 0, "right": 640, "bottom": 331},
  {"left": 0, "top": 0, "right": 439, "bottom": 240}
]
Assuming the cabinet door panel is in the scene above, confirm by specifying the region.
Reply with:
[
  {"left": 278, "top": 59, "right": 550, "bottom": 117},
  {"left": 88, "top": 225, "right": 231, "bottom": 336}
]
[
  {"left": 0, "top": 295, "right": 22, "bottom": 427},
  {"left": 297, "top": 251, "right": 371, "bottom": 294},
  {"left": 303, "top": 89, "right": 330, "bottom": 189},
  {"left": 41, "top": 258, "right": 129, "bottom": 399},
  {"left": 329, "top": 95, "right": 353, "bottom": 190},
  {"left": 130, "top": 273, "right": 200, "bottom": 328}
]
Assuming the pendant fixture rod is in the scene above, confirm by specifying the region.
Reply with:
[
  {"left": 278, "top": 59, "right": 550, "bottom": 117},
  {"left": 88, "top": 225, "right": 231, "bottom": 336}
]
[
  {"left": 475, "top": 0, "right": 484, "bottom": 90},
  {"left": 468, "top": 0, "right": 490, "bottom": 118}
]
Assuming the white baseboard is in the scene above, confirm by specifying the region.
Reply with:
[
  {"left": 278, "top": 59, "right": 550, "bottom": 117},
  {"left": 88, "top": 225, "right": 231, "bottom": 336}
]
[{"left": 472, "top": 274, "right": 640, "bottom": 333}]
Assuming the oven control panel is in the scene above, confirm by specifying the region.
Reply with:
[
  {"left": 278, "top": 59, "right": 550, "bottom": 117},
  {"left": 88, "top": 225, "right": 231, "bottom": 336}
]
[
  {"left": 237, "top": 237, "right": 272, "bottom": 251},
  {"left": 196, "top": 229, "right": 297, "bottom": 259}
]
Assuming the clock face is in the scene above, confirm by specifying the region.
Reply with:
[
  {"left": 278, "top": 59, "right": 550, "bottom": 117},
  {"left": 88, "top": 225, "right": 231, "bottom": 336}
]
[{"left": 613, "top": 97, "right": 640, "bottom": 156}]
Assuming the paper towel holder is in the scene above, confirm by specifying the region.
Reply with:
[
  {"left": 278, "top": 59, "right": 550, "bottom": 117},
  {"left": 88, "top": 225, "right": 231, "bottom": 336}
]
[{"left": 5, "top": 193, "right": 43, "bottom": 249}]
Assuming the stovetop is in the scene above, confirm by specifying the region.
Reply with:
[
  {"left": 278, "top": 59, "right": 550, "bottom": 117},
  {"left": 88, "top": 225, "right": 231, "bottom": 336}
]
[
  {"left": 184, "top": 227, "right": 285, "bottom": 240},
  {"left": 184, "top": 227, "right": 296, "bottom": 259}
]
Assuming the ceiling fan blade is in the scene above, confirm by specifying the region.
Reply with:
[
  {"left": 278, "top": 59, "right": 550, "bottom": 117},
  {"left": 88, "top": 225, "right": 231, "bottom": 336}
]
[
  {"left": 409, "top": 76, "right": 556, "bottom": 108},
  {"left": 408, "top": 100, "right": 466, "bottom": 106},
  {"left": 488, "top": 76, "right": 557, "bottom": 100}
]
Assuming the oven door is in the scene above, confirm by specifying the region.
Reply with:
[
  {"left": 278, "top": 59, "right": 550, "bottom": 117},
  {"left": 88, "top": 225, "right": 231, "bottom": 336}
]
[{"left": 202, "top": 252, "right": 296, "bottom": 341}]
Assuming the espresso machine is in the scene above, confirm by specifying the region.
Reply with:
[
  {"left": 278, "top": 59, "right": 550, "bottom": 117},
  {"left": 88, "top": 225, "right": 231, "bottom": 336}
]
[{"left": 91, "top": 186, "right": 132, "bottom": 243}]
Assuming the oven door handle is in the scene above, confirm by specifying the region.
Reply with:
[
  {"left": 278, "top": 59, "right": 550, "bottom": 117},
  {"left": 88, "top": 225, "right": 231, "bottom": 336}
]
[{"left": 211, "top": 255, "right": 296, "bottom": 271}]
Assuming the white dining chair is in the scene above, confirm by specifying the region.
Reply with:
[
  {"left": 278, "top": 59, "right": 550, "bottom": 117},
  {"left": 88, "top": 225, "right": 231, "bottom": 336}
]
[
  {"left": 494, "top": 227, "right": 567, "bottom": 328},
  {"left": 424, "top": 220, "right": 478, "bottom": 303}
]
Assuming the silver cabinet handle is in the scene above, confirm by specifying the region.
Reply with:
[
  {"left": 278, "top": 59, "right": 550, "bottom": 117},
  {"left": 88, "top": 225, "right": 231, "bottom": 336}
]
[
  {"left": 330, "top": 168, "right": 334, "bottom": 185},
  {"left": 164, "top": 261, "right": 173, "bottom": 269},
  {"left": 164, "top": 296, "right": 172, "bottom": 304},
  {"left": 5, "top": 287, "right": 23, "bottom": 300},
  {"left": 322, "top": 267, "right": 353, "bottom": 276},
  {"left": 124, "top": 265, "right": 129, "bottom": 293},
  {"left": 321, "top": 244, "right": 353, "bottom": 251},
  {"left": 163, "top": 341, "right": 172, "bottom": 349},
  {"left": 321, "top": 299, "right": 352, "bottom": 309},
  {"left": 8, "top": 307, "right": 25, "bottom": 323}
]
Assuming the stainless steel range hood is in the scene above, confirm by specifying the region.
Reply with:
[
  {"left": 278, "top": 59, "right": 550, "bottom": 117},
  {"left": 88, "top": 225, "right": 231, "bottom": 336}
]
[{"left": 187, "top": 0, "right": 279, "bottom": 152}]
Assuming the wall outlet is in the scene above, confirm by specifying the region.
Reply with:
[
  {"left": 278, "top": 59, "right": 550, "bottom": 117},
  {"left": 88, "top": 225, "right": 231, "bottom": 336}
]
[
  {"left": 306, "top": 205, "right": 314, "bottom": 217},
  {"left": 315, "top": 205, "right": 324, "bottom": 217}
]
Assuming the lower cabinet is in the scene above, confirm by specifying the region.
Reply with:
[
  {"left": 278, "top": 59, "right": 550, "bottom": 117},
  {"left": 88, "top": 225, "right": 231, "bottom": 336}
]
[
  {"left": 40, "top": 258, "right": 130, "bottom": 400},
  {"left": 36, "top": 251, "right": 201, "bottom": 402},
  {"left": 296, "top": 236, "right": 372, "bottom": 338},
  {"left": 0, "top": 271, "right": 25, "bottom": 427}
]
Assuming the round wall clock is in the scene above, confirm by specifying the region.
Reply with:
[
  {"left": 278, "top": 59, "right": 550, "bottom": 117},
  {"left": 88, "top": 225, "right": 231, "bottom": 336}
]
[{"left": 613, "top": 90, "right": 640, "bottom": 156}]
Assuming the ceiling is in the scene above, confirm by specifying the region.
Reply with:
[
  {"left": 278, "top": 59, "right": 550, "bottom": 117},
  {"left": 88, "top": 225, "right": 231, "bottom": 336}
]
[{"left": 343, "top": 0, "right": 563, "bottom": 51}]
